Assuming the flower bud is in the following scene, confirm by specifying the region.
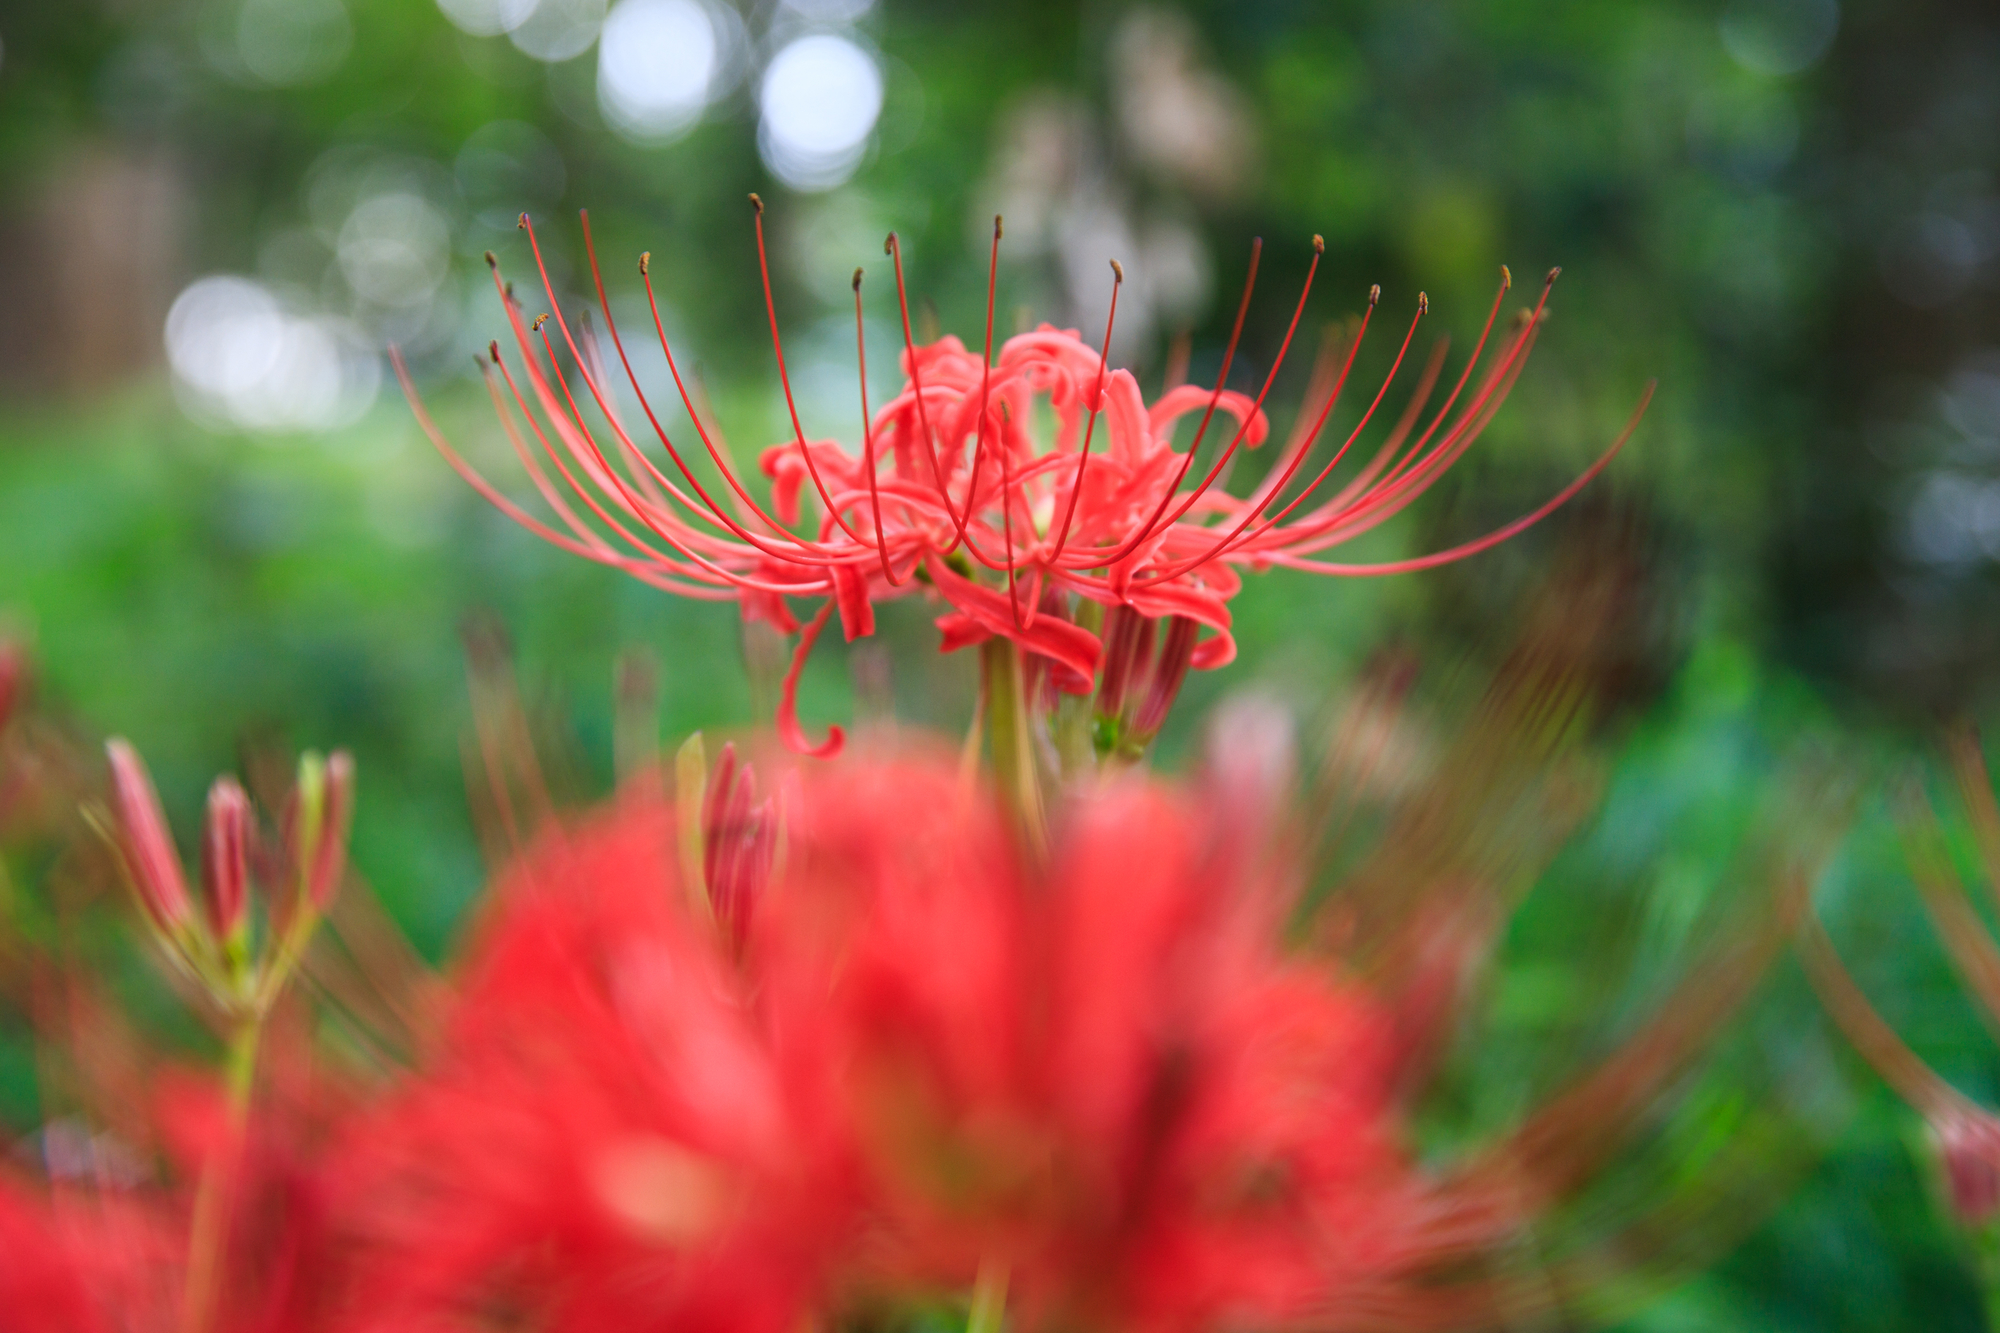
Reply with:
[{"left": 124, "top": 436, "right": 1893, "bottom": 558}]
[
  {"left": 294, "top": 750, "right": 355, "bottom": 911},
  {"left": 703, "top": 744, "right": 774, "bottom": 950},
  {"left": 201, "top": 777, "right": 251, "bottom": 939},
  {"left": 105, "top": 739, "right": 193, "bottom": 930}
]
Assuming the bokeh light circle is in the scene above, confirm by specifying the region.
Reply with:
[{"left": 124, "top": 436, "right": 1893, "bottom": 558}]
[
  {"left": 597, "top": 0, "right": 718, "bottom": 143},
  {"left": 758, "top": 34, "right": 882, "bottom": 191}
]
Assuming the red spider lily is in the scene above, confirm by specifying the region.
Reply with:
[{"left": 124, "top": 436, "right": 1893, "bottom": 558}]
[
  {"left": 336, "top": 740, "right": 1416, "bottom": 1333},
  {"left": 395, "top": 204, "right": 1653, "bottom": 755},
  {"left": 335, "top": 709, "right": 1823, "bottom": 1333}
]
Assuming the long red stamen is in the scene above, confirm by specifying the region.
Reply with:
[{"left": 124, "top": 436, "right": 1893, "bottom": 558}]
[
  {"left": 955, "top": 215, "right": 1004, "bottom": 540},
  {"left": 1369, "top": 265, "right": 1514, "bottom": 494},
  {"left": 1049, "top": 258, "right": 1123, "bottom": 563},
  {"left": 1148, "top": 285, "right": 1381, "bottom": 576},
  {"left": 1145, "top": 235, "right": 1323, "bottom": 539},
  {"left": 1268, "top": 271, "right": 1557, "bottom": 549},
  {"left": 1269, "top": 381, "right": 1652, "bottom": 576},
  {"left": 396, "top": 346, "right": 728, "bottom": 598},
  {"left": 751, "top": 193, "right": 871, "bottom": 546},
  {"left": 1148, "top": 286, "right": 1423, "bottom": 582},
  {"left": 854, "top": 267, "right": 901, "bottom": 586},
  {"left": 1100, "top": 236, "right": 1262, "bottom": 566},
  {"left": 994, "top": 399, "right": 1024, "bottom": 626},
  {"left": 503, "top": 326, "right": 820, "bottom": 595},
  {"left": 519, "top": 216, "right": 741, "bottom": 544},
  {"left": 633, "top": 250, "right": 837, "bottom": 554},
  {"left": 573, "top": 212, "right": 837, "bottom": 563},
  {"left": 884, "top": 231, "right": 959, "bottom": 534}
]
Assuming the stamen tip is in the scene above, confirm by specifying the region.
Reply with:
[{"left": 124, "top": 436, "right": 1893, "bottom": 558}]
[
  {"left": 1545, "top": 265, "right": 1561, "bottom": 286},
  {"left": 639, "top": 251, "right": 651, "bottom": 275},
  {"left": 1500, "top": 263, "right": 1513, "bottom": 290},
  {"left": 883, "top": 231, "right": 896, "bottom": 255},
  {"left": 517, "top": 212, "right": 530, "bottom": 230},
  {"left": 1312, "top": 234, "right": 1325, "bottom": 254},
  {"left": 852, "top": 266, "right": 864, "bottom": 292},
  {"left": 1109, "top": 258, "right": 1124, "bottom": 283},
  {"left": 531, "top": 313, "right": 549, "bottom": 331},
  {"left": 749, "top": 192, "right": 765, "bottom": 214},
  {"left": 993, "top": 213, "right": 1003, "bottom": 239},
  {"left": 1417, "top": 291, "right": 1429, "bottom": 313},
  {"left": 483, "top": 249, "right": 498, "bottom": 269},
  {"left": 1368, "top": 283, "right": 1381, "bottom": 307}
]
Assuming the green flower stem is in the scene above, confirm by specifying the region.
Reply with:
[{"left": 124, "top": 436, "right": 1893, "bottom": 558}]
[
  {"left": 981, "top": 637, "right": 1044, "bottom": 854},
  {"left": 182, "top": 1016, "right": 262, "bottom": 1333}
]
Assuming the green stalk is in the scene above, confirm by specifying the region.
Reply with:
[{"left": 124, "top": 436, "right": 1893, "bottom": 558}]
[
  {"left": 980, "top": 638, "right": 1044, "bottom": 854},
  {"left": 182, "top": 1017, "right": 261, "bottom": 1333}
]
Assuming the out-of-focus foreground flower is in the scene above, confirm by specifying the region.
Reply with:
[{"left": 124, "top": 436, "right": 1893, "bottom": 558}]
[
  {"left": 1800, "top": 729, "right": 2000, "bottom": 1314},
  {"left": 396, "top": 206, "right": 1652, "bottom": 759},
  {"left": 0, "top": 590, "right": 1844, "bottom": 1331}
]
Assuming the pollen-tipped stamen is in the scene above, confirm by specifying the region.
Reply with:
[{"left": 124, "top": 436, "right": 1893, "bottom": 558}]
[
  {"left": 751, "top": 194, "right": 874, "bottom": 549},
  {"left": 1048, "top": 258, "right": 1124, "bottom": 564},
  {"left": 1098, "top": 236, "right": 1263, "bottom": 567},
  {"left": 853, "top": 266, "right": 903, "bottom": 586}
]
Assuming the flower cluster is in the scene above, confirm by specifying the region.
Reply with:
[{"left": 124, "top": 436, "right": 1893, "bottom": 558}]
[{"left": 397, "top": 204, "right": 1651, "bottom": 756}]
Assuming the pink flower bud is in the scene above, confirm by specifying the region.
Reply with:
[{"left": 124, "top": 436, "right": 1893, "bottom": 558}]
[
  {"left": 105, "top": 739, "right": 192, "bottom": 930},
  {"left": 1132, "top": 615, "right": 1199, "bottom": 740},
  {"left": 305, "top": 751, "right": 355, "bottom": 910},
  {"left": 702, "top": 744, "right": 774, "bottom": 951},
  {"left": 202, "top": 777, "right": 251, "bottom": 938}
]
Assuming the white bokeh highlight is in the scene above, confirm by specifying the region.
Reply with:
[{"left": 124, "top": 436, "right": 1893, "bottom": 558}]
[
  {"left": 758, "top": 34, "right": 882, "bottom": 191},
  {"left": 165, "top": 277, "right": 380, "bottom": 434},
  {"left": 434, "top": 0, "right": 538, "bottom": 39},
  {"left": 338, "top": 194, "right": 453, "bottom": 309},
  {"left": 509, "top": 0, "right": 607, "bottom": 62},
  {"left": 597, "top": 0, "right": 719, "bottom": 142}
]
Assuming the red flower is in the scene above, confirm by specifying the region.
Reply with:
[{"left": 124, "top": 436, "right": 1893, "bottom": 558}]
[
  {"left": 396, "top": 206, "right": 1651, "bottom": 754},
  {"left": 336, "top": 788, "right": 858, "bottom": 1333},
  {"left": 339, "top": 741, "right": 1417, "bottom": 1333}
]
